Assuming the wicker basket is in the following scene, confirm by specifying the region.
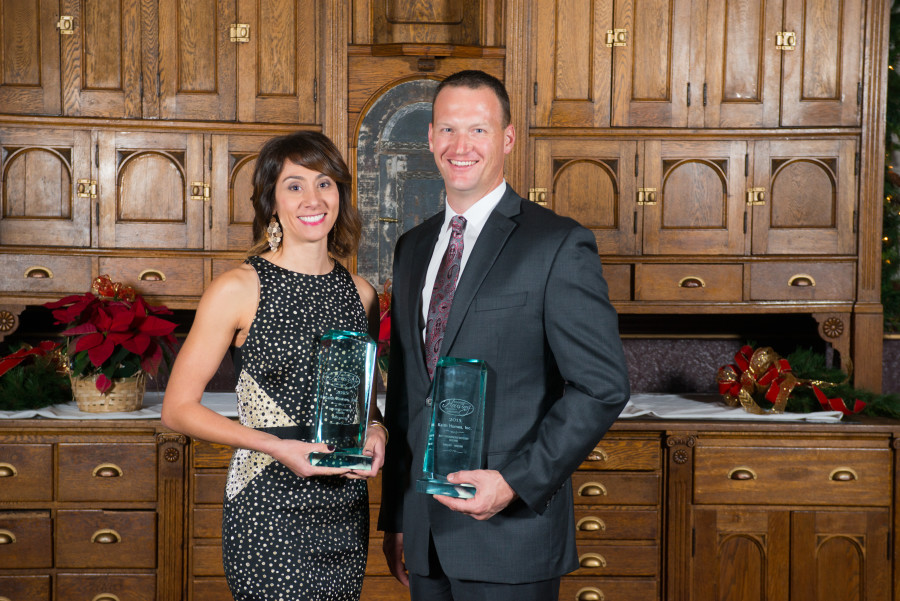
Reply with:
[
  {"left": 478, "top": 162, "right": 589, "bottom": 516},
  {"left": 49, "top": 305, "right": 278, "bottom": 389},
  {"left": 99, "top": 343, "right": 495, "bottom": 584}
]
[{"left": 71, "top": 371, "right": 146, "bottom": 413}]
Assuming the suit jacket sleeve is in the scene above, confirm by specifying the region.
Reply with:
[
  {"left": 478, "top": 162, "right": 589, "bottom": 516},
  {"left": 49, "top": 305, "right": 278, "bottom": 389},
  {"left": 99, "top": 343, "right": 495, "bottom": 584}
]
[{"left": 499, "top": 225, "right": 630, "bottom": 513}]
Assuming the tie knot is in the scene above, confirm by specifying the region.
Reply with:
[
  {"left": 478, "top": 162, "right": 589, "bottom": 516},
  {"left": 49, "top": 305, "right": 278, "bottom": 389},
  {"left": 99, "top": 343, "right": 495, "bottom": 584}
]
[{"left": 450, "top": 215, "right": 466, "bottom": 236}]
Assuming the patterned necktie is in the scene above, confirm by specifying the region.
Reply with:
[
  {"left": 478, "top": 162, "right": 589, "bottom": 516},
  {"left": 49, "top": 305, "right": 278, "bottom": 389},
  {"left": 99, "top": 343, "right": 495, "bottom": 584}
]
[{"left": 424, "top": 215, "right": 467, "bottom": 378}]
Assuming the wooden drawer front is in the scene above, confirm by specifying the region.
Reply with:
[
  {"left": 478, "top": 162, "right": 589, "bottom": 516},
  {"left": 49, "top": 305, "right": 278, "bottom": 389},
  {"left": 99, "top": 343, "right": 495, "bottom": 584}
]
[
  {"left": 367, "top": 537, "right": 390, "bottom": 575},
  {"left": 560, "top": 577, "right": 658, "bottom": 601},
  {"left": 0, "top": 576, "right": 51, "bottom": 601},
  {"left": 193, "top": 440, "right": 233, "bottom": 469},
  {"left": 749, "top": 262, "right": 855, "bottom": 301},
  {"left": 579, "top": 437, "right": 660, "bottom": 471},
  {"left": 0, "top": 512, "right": 52, "bottom": 569},
  {"left": 99, "top": 257, "right": 204, "bottom": 297},
  {"left": 194, "top": 472, "right": 227, "bottom": 504},
  {"left": 211, "top": 259, "right": 245, "bottom": 281},
  {"left": 193, "top": 507, "right": 222, "bottom": 538},
  {"left": 574, "top": 508, "right": 659, "bottom": 541},
  {"left": 56, "top": 510, "right": 156, "bottom": 568},
  {"left": 57, "top": 574, "right": 156, "bottom": 601},
  {"left": 574, "top": 543, "right": 659, "bottom": 576},
  {"left": 0, "top": 255, "right": 93, "bottom": 294},
  {"left": 694, "top": 447, "right": 892, "bottom": 506},
  {"left": 193, "top": 543, "right": 225, "bottom": 576},
  {"left": 572, "top": 473, "right": 660, "bottom": 506},
  {"left": 360, "top": 575, "right": 414, "bottom": 601},
  {"left": 602, "top": 264, "right": 631, "bottom": 301},
  {"left": 0, "top": 444, "right": 52, "bottom": 502},
  {"left": 58, "top": 443, "right": 156, "bottom": 502},
  {"left": 191, "top": 578, "right": 232, "bottom": 601},
  {"left": 635, "top": 264, "right": 742, "bottom": 302}
]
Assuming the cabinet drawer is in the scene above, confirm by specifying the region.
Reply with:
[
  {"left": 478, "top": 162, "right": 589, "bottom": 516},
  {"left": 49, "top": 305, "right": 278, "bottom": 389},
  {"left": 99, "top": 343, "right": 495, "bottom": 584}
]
[
  {"left": 574, "top": 508, "right": 659, "bottom": 540},
  {"left": 575, "top": 543, "right": 659, "bottom": 576},
  {"left": 0, "top": 512, "right": 52, "bottom": 569},
  {"left": 572, "top": 473, "right": 660, "bottom": 505},
  {"left": 0, "top": 444, "right": 52, "bottom": 502},
  {"left": 56, "top": 510, "right": 156, "bottom": 568},
  {"left": 0, "top": 255, "right": 93, "bottom": 294},
  {"left": 99, "top": 257, "right": 204, "bottom": 297},
  {"left": 57, "top": 574, "right": 155, "bottom": 601},
  {"left": 694, "top": 446, "right": 892, "bottom": 506},
  {"left": 560, "top": 577, "right": 658, "bottom": 601},
  {"left": 602, "top": 264, "right": 631, "bottom": 301},
  {"left": 193, "top": 542, "right": 225, "bottom": 576},
  {"left": 193, "top": 472, "right": 227, "bottom": 504},
  {"left": 749, "top": 262, "right": 855, "bottom": 301},
  {"left": 191, "top": 578, "right": 232, "bottom": 601},
  {"left": 211, "top": 258, "right": 245, "bottom": 281},
  {"left": 0, "top": 576, "right": 51, "bottom": 601},
  {"left": 58, "top": 443, "right": 156, "bottom": 502},
  {"left": 635, "top": 264, "right": 742, "bottom": 302},
  {"left": 192, "top": 507, "right": 222, "bottom": 538},
  {"left": 579, "top": 436, "right": 660, "bottom": 471},
  {"left": 193, "top": 440, "right": 233, "bottom": 469}
]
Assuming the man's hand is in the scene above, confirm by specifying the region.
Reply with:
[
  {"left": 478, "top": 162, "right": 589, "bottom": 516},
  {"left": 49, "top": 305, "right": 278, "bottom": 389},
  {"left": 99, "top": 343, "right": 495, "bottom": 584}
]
[
  {"left": 383, "top": 532, "right": 409, "bottom": 587},
  {"left": 433, "top": 469, "right": 517, "bottom": 520}
]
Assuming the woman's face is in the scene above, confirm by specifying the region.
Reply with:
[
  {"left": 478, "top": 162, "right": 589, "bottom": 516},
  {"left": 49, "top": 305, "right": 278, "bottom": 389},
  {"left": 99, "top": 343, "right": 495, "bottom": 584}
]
[{"left": 272, "top": 160, "right": 340, "bottom": 248}]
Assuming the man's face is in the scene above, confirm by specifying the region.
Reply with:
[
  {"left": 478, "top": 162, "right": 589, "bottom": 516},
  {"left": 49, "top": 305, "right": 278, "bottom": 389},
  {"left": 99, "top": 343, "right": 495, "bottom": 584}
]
[{"left": 428, "top": 85, "right": 515, "bottom": 211}]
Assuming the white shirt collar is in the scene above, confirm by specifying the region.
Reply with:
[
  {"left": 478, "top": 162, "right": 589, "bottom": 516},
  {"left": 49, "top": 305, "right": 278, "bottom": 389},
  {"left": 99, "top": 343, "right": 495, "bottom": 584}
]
[{"left": 441, "top": 181, "right": 507, "bottom": 237}]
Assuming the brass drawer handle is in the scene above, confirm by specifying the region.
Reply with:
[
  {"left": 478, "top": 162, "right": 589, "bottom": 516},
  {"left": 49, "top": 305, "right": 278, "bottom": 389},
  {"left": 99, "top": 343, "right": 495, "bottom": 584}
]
[
  {"left": 576, "top": 587, "right": 605, "bottom": 601},
  {"left": 92, "top": 463, "right": 123, "bottom": 478},
  {"left": 678, "top": 276, "right": 705, "bottom": 288},
  {"left": 728, "top": 467, "right": 757, "bottom": 480},
  {"left": 830, "top": 467, "right": 858, "bottom": 482},
  {"left": 138, "top": 269, "right": 166, "bottom": 282},
  {"left": 24, "top": 265, "right": 53, "bottom": 278},
  {"left": 92, "top": 595, "right": 121, "bottom": 601},
  {"left": 0, "top": 462, "right": 17, "bottom": 478},
  {"left": 0, "top": 529, "right": 16, "bottom": 544},
  {"left": 579, "top": 552, "right": 607, "bottom": 568},
  {"left": 586, "top": 448, "right": 608, "bottom": 462},
  {"left": 91, "top": 529, "right": 122, "bottom": 544},
  {"left": 789, "top": 274, "right": 816, "bottom": 287},
  {"left": 578, "top": 482, "right": 608, "bottom": 497},
  {"left": 577, "top": 516, "right": 606, "bottom": 532}
]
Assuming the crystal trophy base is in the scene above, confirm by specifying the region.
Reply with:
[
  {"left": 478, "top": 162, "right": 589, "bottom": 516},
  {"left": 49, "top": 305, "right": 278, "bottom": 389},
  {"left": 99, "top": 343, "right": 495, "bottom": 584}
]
[
  {"left": 309, "top": 450, "right": 373, "bottom": 470},
  {"left": 416, "top": 476, "right": 476, "bottom": 499}
]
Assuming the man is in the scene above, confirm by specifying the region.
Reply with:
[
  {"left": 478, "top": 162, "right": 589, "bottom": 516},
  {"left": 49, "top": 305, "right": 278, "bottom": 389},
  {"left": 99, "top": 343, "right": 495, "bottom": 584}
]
[{"left": 378, "top": 70, "right": 630, "bottom": 600}]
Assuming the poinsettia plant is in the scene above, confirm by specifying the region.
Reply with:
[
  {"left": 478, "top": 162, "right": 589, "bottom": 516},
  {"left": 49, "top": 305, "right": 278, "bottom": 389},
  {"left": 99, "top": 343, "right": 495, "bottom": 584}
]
[
  {"left": 377, "top": 279, "right": 391, "bottom": 378},
  {"left": 44, "top": 275, "right": 178, "bottom": 393}
]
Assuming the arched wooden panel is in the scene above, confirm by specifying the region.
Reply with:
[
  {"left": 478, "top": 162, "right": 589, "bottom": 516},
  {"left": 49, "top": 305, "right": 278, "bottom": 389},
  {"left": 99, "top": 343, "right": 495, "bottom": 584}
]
[
  {"left": 3, "top": 149, "right": 72, "bottom": 218},
  {"left": 717, "top": 533, "right": 766, "bottom": 601},
  {"left": 117, "top": 151, "right": 186, "bottom": 222},
  {"left": 770, "top": 159, "right": 836, "bottom": 229},
  {"left": 553, "top": 159, "right": 619, "bottom": 230},
  {"left": 660, "top": 159, "right": 728, "bottom": 229}
]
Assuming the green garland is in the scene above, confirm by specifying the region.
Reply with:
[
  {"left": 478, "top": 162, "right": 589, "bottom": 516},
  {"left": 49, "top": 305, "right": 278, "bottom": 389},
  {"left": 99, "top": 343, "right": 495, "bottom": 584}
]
[{"left": 0, "top": 349, "right": 71, "bottom": 411}]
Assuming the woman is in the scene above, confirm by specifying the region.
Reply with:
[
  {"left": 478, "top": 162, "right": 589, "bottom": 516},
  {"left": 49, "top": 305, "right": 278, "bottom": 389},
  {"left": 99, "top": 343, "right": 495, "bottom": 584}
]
[{"left": 162, "top": 131, "right": 386, "bottom": 601}]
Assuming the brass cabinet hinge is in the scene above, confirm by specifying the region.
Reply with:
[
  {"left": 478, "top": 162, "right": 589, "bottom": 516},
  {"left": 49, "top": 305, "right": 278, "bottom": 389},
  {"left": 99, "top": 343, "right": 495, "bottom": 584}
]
[
  {"left": 230, "top": 24, "right": 250, "bottom": 43},
  {"left": 56, "top": 16, "right": 75, "bottom": 34},
  {"left": 529, "top": 187, "right": 548, "bottom": 206},
  {"left": 190, "top": 182, "right": 210, "bottom": 200},
  {"left": 775, "top": 31, "right": 796, "bottom": 50},
  {"left": 746, "top": 187, "right": 766, "bottom": 205},
  {"left": 606, "top": 29, "right": 627, "bottom": 47},
  {"left": 637, "top": 188, "right": 657, "bottom": 205},
  {"left": 76, "top": 179, "right": 97, "bottom": 198}
]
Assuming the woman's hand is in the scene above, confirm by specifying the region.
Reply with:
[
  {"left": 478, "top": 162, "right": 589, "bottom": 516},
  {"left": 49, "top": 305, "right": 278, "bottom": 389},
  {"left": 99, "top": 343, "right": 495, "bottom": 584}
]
[
  {"left": 269, "top": 439, "right": 351, "bottom": 478},
  {"left": 345, "top": 426, "right": 386, "bottom": 479}
]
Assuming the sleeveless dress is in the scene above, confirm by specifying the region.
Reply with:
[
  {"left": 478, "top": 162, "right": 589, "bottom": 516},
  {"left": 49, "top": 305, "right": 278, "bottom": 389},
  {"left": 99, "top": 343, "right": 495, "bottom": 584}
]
[{"left": 222, "top": 256, "right": 369, "bottom": 601}]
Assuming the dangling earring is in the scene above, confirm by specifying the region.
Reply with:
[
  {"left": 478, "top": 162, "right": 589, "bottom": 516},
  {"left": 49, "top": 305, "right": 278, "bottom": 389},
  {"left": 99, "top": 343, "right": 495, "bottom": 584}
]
[{"left": 266, "top": 215, "right": 282, "bottom": 251}]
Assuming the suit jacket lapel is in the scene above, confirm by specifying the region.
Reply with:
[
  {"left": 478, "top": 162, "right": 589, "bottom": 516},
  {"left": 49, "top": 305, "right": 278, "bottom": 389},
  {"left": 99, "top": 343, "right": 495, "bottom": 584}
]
[
  {"left": 439, "top": 191, "right": 521, "bottom": 357},
  {"left": 407, "top": 212, "right": 444, "bottom": 379}
]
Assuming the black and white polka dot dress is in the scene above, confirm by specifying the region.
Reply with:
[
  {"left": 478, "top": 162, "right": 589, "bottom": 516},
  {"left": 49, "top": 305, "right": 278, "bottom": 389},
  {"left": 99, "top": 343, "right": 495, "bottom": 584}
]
[{"left": 222, "top": 256, "right": 369, "bottom": 601}]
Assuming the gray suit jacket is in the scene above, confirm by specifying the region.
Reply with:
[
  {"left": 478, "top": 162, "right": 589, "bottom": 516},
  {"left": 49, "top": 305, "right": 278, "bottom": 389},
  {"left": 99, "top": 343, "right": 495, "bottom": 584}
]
[{"left": 378, "top": 187, "right": 630, "bottom": 583}]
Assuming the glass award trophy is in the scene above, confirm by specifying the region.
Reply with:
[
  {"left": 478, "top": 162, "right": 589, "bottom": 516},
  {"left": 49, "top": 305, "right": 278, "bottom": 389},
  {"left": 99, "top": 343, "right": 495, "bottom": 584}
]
[
  {"left": 416, "top": 357, "right": 487, "bottom": 499},
  {"left": 308, "top": 330, "right": 378, "bottom": 469}
]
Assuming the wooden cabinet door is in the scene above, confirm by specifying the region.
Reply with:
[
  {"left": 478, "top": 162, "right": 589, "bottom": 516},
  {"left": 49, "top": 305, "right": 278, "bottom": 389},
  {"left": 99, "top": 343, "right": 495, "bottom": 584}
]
[
  {"left": 97, "top": 131, "right": 205, "bottom": 249},
  {"left": 533, "top": 139, "right": 638, "bottom": 255},
  {"left": 701, "top": 0, "right": 783, "bottom": 128},
  {"left": 692, "top": 508, "right": 790, "bottom": 601},
  {"left": 640, "top": 140, "right": 746, "bottom": 255},
  {"left": 59, "top": 0, "right": 142, "bottom": 118},
  {"left": 235, "top": 0, "right": 318, "bottom": 124},
  {"left": 610, "top": 0, "right": 693, "bottom": 127},
  {"left": 208, "top": 133, "right": 266, "bottom": 250},
  {"left": 158, "top": 0, "right": 237, "bottom": 121},
  {"left": 530, "top": 0, "right": 613, "bottom": 128},
  {"left": 0, "top": 0, "right": 61, "bottom": 115},
  {"left": 750, "top": 139, "right": 857, "bottom": 255},
  {"left": 791, "top": 510, "right": 890, "bottom": 601},
  {"left": 0, "top": 127, "right": 93, "bottom": 247},
  {"left": 779, "top": 0, "right": 864, "bottom": 127}
]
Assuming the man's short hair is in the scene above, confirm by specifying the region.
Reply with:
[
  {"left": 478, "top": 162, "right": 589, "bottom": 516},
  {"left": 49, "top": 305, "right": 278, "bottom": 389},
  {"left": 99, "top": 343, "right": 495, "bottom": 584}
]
[{"left": 433, "top": 70, "right": 511, "bottom": 128}]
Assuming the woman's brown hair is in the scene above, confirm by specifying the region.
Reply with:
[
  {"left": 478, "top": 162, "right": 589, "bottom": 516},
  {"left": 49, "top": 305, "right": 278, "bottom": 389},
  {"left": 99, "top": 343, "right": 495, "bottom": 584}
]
[{"left": 248, "top": 131, "right": 360, "bottom": 258}]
